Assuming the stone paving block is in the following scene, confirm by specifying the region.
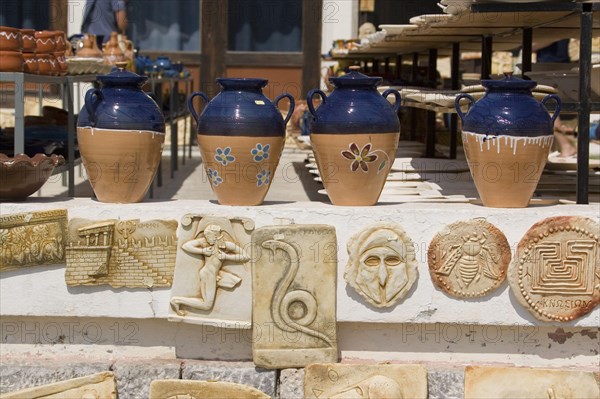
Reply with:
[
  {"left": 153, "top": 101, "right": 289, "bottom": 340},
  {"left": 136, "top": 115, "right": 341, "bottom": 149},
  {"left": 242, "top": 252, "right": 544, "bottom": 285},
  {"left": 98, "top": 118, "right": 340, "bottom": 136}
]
[
  {"left": 112, "top": 360, "right": 182, "bottom": 399},
  {"left": 0, "top": 360, "right": 111, "bottom": 394},
  {"left": 278, "top": 368, "right": 305, "bottom": 399},
  {"left": 428, "top": 368, "right": 465, "bottom": 399},
  {"left": 182, "top": 360, "right": 277, "bottom": 397}
]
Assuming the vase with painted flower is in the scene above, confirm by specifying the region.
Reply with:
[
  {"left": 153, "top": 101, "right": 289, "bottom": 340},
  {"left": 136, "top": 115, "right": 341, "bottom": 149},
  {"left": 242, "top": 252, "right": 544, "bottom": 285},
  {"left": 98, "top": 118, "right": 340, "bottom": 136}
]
[
  {"left": 188, "top": 78, "right": 294, "bottom": 205},
  {"left": 77, "top": 65, "right": 165, "bottom": 203},
  {"left": 455, "top": 73, "right": 560, "bottom": 208},
  {"left": 308, "top": 66, "right": 401, "bottom": 206}
]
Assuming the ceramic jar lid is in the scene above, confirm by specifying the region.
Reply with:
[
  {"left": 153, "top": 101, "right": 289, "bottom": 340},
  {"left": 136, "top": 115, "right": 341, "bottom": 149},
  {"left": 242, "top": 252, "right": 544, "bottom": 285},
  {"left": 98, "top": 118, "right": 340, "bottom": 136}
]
[
  {"left": 329, "top": 67, "right": 382, "bottom": 88},
  {"left": 97, "top": 65, "right": 147, "bottom": 86},
  {"left": 481, "top": 73, "right": 537, "bottom": 92}
]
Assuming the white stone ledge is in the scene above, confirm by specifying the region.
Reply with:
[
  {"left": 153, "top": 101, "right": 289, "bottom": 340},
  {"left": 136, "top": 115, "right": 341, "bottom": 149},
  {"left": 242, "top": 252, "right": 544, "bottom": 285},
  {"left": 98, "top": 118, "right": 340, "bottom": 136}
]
[{"left": 1, "top": 199, "right": 598, "bottom": 327}]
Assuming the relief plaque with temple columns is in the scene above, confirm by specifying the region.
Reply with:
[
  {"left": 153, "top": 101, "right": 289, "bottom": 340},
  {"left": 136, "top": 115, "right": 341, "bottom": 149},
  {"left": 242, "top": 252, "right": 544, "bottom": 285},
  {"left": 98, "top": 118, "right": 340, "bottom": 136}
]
[
  {"left": 428, "top": 219, "right": 510, "bottom": 298},
  {"left": 168, "top": 214, "right": 255, "bottom": 328},
  {"left": 465, "top": 366, "right": 600, "bottom": 399},
  {"left": 508, "top": 216, "right": 600, "bottom": 322},
  {"left": 65, "top": 218, "right": 178, "bottom": 288},
  {"left": 0, "top": 209, "right": 67, "bottom": 272},
  {"left": 252, "top": 225, "right": 338, "bottom": 369},
  {"left": 345, "top": 222, "right": 418, "bottom": 308},
  {"left": 1, "top": 371, "right": 116, "bottom": 399},
  {"left": 149, "top": 380, "right": 270, "bottom": 399},
  {"left": 304, "top": 363, "right": 428, "bottom": 399}
]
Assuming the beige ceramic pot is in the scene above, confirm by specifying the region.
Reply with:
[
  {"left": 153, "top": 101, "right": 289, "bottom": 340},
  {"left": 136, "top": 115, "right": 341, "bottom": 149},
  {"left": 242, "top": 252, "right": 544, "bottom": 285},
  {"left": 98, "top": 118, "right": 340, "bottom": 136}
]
[{"left": 77, "top": 127, "right": 165, "bottom": 203}]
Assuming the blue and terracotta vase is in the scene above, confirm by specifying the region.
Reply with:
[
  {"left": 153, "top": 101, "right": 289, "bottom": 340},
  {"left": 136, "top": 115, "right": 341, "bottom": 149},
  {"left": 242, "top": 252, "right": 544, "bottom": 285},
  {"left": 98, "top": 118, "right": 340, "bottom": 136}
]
[
  {"left": 188, "top": 78, "right": 294, "bottom": 205},
  {"left": 78, "top": 66, "right": 165, "bottom": 203},
  {"left": 308, "top": 66, "right": 401, "bottom": 206},
  {"left": 455, "top": 73, "right": 560, "bottom": 208}
]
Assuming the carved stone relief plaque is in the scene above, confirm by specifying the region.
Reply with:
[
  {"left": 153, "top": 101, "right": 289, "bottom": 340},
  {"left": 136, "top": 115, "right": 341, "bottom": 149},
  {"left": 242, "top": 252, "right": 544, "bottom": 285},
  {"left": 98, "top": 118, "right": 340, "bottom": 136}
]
[
  {"left": 345, "top": 222, "right": 418, "bottom": 308},
  {"left": 304, "top": 363, "right": 428, "bottom": 399},
  {"left": 0, "top": 209, "right": 67, "bottom": 271},
  {"left": 1, "top": 371, "right": 116, "bottom": 399},
  {"left": 65, "top": 218, "right": 177, "bottom": 288},
  {"left": 465, "top": 366, "right": 600, "bottom": 399},
  {"left": 509, "top": 216, "right": 600, "bottom": 322},
  {"left": 168, "top": 214, "right": 255, "bottom": 328},
  {"left": 428, "top": 219, "right": 510, "bottom": 298},
  {"left": 149, "top": 380, "right": 270, "bottom": 399},
  {"left": 252, "top": 225, "right": 338, "bottom": 369}
]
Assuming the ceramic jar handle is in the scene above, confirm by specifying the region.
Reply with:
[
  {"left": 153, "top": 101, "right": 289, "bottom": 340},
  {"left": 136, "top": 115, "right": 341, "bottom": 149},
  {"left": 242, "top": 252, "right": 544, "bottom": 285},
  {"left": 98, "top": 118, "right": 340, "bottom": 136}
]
[
  {"left": 274, "top": 93, "right": 296, "bottom": 125},
  {"left": 382, "top": 88, "right": 401, "bottom": 113},
  {"left": 455, "top": 93, "right": 475, "bottom": 124},
  {"left": 84, "top": 88, "right": 103, "bottom": 127},
  {"left": 188, "top": 92, "right": 210, "bottom": 125},
  {"left": 541, "top": 94, "right": 562, "bottom": 124},
  {"left": 307, "top": 89, "right": 327, "bottom": 116}
]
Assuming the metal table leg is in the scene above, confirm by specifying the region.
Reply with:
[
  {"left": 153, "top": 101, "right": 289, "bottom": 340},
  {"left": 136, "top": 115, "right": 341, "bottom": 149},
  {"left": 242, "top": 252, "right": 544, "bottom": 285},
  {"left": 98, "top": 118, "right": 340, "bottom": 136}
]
[
  {"left": 425, "top": 48, "right": 438, "bottom": 158},
  {"left": 577, "top": 7, "right": 592, "bottom": 204},
  {"left": 14, "top": 73, "right": 25, "bottom": 155}
]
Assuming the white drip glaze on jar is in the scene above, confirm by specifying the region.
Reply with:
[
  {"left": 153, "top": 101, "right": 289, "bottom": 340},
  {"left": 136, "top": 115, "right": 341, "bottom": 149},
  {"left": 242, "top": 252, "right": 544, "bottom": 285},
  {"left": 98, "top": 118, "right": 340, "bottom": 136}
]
[{"left": 462, "top": 131, "right": 553, "bottom": 156}]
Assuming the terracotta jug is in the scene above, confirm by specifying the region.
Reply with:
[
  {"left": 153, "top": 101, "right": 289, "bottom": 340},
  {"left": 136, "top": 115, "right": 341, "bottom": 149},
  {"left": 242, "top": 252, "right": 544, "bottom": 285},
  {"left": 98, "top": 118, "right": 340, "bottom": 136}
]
[
  {"left": 455, "top": 73, "right": 560, "bottom": 208},
  {"left": 77, "top": 34, "right": 102, "bottom": 58},
  {"left": 308, "top": 66, "right": 401, "bottom": 206},
  {"left": 103, "top": 32, "right": 125, "bottom": 65},
  {"left": 77, "top": 66, "right": 166, "bottom": 203},
  {"left": 188, "top": 78, "right": 294, "bottom": 205}
]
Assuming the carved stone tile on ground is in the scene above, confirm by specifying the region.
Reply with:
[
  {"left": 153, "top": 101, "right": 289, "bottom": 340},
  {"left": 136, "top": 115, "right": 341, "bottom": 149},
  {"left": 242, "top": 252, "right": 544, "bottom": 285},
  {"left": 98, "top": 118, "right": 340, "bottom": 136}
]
[
  {"left": 0, "top": 371, "right": 116, "bottom": 398},
  {"left": 252, "top": 225, "right": 338, "bottom": 369},
  {"left": 65, "top": 218, "right": 178, "bottom": 288},
  {"left": 112, "top": 360, "right": 182, "bottom": 399},
  {"left": 149, "top": 380, "right": 270, "bottom": 399},
  {"left": 304, "top": 363, "right": 428, "bottom": 399},
  {"left": 0, "top": 209, "right": 67, "bottom": 272},
  {"left": 168, "top": 214, "right": 255, "bottom": 329}
]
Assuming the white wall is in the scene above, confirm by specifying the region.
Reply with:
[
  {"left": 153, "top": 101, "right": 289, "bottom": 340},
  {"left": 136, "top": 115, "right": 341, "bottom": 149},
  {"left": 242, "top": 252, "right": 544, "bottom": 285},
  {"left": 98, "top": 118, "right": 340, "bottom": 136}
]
[
  {"left": 67, "top": 0, "right": 86, "bottom": 37},
  {"left": 321, "top": 0, "right": 359, "bottom": 55}
]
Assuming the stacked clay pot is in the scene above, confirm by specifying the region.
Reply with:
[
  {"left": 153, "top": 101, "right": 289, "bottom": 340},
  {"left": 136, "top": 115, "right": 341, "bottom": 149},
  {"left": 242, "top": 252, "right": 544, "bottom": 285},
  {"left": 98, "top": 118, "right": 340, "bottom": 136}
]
[
  {"left": 35, "top": 30, "right": 58, "bottom": 75},
  {"left": 52, "top": 31, "right": 68, "bottom": 75},
  {"left": 188, "top": 78, "right": 294, "bottom": 205},
  {"left": 455, "top": 73, "right": 560, "bottom": 208},
  {"left": 308, "top": 66, "right": 401, "bottom": 206},
  {"left": 77, "top": 66, "right": 166, "bottom": 203},
  {"left": 0, "top": 26, "right": 24, "bottom": 72},
  {"left": 21, "top": 29, "right": 37, "bottom": 74}
]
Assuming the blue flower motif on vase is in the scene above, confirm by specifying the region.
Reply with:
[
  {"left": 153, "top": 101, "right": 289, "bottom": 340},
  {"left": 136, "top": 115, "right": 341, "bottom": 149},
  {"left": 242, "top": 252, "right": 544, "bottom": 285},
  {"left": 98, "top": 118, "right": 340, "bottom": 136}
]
[
  {"left": 256, "top": 170, "right": 271, "bottom": 187},
  {"left": 207, "top": 168, "right": 223, "bottom": 186},
  {"left": 251, "top": 143, "right": 270, "bottom": 162},
  {"left": 215, "top": 147, "right": 235, "bottom": 166}
]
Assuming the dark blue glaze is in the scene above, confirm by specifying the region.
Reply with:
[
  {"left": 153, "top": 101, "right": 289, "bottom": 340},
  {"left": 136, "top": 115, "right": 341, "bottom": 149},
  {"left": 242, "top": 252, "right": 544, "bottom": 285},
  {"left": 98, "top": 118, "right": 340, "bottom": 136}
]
[
  {"left": 455, "top": 74, "right": 561, "bottom": 137},
  {"left": 307, "top": 69, "right": 401, "bottom": 134},
  {"left": 188, "top": 78, "right": 295, "bottom": 137},
  {"left": 154, "top": 56, "right": 172, "bottom": 71},
  {"left": 78, "top": 68, "right": 165, "bottom": 132}
]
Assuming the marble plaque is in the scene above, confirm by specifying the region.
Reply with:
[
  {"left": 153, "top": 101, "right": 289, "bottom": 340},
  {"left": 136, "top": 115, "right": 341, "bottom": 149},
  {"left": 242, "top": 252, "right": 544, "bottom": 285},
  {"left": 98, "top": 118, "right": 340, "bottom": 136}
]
[
  {"left": 252, "top": 225, "right": 338, "bottom": 369},
  {"left": 65, "top": 218, "right": 177, "bottom": 288},
  {"left": 149, "top": 380, "right": 270, "bottom": 399},
  {"left": 509, "top": 216, "right": 600, "bottom": 322},
  {"left": 0, "top": 209, "right": 67, "bottom": 271},
  {"left": 345, "top": 222, "right": 418, "bottom": 308},
  {"left": 304, "top": 363, "right": 428, "bottom": 399},
  {"left": 169, "top": 214, "right": 255, "bottom": 329},
  {"left": 428, "top": 219, "right": 510, "bottom": 298},
  {"left": 465, "top": 366, "right": 600, "bottom": 399},
  {"left": 1, "top": 371, "right": 116, "bottom": 398}
]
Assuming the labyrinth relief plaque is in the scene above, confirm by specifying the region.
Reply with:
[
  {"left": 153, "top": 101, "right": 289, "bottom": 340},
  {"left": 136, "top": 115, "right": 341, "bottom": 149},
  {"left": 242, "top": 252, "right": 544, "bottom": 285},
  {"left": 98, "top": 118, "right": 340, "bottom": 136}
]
[
  {"left": 428, "top": 219, "right": 510, "bottom": 298},
  {"left": 149, "top": 380, "right": 270, "bottom": 399},
  {"left": 304, "top": 364, "right": 428, "bottom": 399},
  {"left": 509, "top": 216, "right": 600, "bottom": 322},
  {"left": 65, "top": 218, "right": 177, "bottom": 288},
  {"left": 169, "top": 214, "right": 255, "bottom": 328},
  {"left": 252, "top": 225, "right": 338, "bottom": 369},
  {"left": 345, "top": 222, "right": 418, "bottom": 308},
  {"left": 0, "top": 209, "right": 67, "bottom": 271}
]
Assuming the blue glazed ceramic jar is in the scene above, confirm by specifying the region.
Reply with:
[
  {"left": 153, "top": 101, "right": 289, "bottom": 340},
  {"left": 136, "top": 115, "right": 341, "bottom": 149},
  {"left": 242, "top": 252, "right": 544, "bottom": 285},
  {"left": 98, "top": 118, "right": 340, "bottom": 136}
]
[
  {"left": 307, "top": 66, "right": 401, "bottom": 206},
  {"left": 188, "top": 78, "right": 295, "bottom": 205},
  {"left": 78, "top": 67, "right": 165, "bottom": 132}
]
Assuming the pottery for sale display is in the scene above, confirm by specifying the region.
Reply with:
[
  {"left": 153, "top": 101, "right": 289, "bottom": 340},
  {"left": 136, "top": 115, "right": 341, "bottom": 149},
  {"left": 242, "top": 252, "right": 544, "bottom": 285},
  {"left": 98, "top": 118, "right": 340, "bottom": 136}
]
[
  {"left": 456, "top": 73, "right": 560, "bottom": 208},
  {"left": 0, "top": 153, "right": 65, "bottom": 201},
  {"left": 189, "top": 78, "right": 294, "bottom": 205},
  {"left": 308, "top": 66, "right": 401, "bottom": 206},
  {"left": 77, "top": 66, "right": 166, "bottom": 203},
  {"left": 20, "top": 29, "right": 35, "bottom": 52},
  {"left": 0, "top": 51, "right": 23, "bottom": 72},
  {"left": 34, "top": 30, "right": 55, "bottom": 53},
  {"left": 0, "top": 26, "right": 21, "bottom": 51}
]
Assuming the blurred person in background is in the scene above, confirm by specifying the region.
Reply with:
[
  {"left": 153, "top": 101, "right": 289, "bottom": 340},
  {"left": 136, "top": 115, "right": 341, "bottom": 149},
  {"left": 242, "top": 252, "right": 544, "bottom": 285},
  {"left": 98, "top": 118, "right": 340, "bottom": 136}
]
[{"left": 81, "top": 0, "right": 127, "bottom": 47}]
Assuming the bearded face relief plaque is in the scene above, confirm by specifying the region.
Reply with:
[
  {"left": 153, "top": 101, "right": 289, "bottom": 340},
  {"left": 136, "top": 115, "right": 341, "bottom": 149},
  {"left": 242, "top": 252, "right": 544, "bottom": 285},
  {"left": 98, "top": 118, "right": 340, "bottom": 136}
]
[
  {"left": 428, "top": 219, "right": 510, "bottom": 298},
  {"left": 345, "top": 222, "right": 418, "bottom": 308},
  {"left": 509, "top": 216, "right": 600, "bottom": 322},
  {"left": 169, "top": 214, "right": 255, "bottom": 328}
]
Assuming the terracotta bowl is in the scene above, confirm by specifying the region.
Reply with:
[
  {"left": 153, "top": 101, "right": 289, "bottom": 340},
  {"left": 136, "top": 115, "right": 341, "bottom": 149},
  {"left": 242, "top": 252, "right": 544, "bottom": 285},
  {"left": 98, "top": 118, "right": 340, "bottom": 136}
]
[
  {"left": 35, "top": 31, "right": 56, "bottom": 53},
  {"left": 23, "top": 52, "right": 38, "bottom": 74},
  {"left": 0, "top": 51, "right": 24, "bottom": 72},
  {"left": 53, "top": 51, "right": 68, "bottom": 75},
  {"left": 21, "top": 29, "right": 35, "bottom": 52},
  {"left": 0, "top": 26, "right": 22, "bottom": 51},
  {"left": 37, "top": 54, "right": 58, "bottom": 75},
  {"left": 53, "top": 31, "right": 67, "bottom": 52},
  {"left": 0, "top": 153, "right": 65, "bottom": 201}
]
